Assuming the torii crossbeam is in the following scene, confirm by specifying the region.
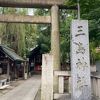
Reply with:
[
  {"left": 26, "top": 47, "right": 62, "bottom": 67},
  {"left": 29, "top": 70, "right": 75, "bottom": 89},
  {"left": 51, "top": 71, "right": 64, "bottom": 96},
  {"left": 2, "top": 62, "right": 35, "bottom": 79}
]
[{"left": 0, "top": 0, "right": 65, "bottom": 8}]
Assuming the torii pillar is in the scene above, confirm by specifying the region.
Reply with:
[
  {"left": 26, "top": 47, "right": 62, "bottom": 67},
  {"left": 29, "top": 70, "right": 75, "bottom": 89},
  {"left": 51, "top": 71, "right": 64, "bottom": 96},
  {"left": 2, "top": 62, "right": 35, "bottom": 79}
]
[{"left": 51, "top": 5, "right": 60, "bottom": 93}]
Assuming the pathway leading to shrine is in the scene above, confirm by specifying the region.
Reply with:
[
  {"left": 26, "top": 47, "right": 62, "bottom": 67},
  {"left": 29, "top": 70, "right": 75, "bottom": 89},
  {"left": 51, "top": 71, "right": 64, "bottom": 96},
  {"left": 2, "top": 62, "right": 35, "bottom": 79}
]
[{"left": 0, "top": 75, "right": 41, "bottom": 100}]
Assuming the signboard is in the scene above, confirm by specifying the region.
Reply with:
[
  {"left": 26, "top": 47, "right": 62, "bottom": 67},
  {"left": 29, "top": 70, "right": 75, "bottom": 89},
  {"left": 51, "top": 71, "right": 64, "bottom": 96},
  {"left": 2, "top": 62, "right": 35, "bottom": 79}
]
[{"left": 71, "top": 20, "right": 91, "bottom": 100}]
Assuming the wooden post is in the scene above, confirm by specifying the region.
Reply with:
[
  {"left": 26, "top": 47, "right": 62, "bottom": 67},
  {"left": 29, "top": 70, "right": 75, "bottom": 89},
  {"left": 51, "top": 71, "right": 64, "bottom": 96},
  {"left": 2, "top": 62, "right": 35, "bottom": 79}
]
[
  {"left": 26, "top": 62, "right": 28, "bottom": 79},
  {"left": 41, "top": 54, "right": 53, "bottom": 100},
  {"left": 0, "top": 37, "right": 2, "bottom": 44},
  {"left": 51, "top": 5, "right": 60, "bottom": 93},
  {"left": 23, "top": 63, "right": 26, "bottom": 79},
  {"left": 7, "top": 62, "right": 10, "bottom": 81},
  {"left": 15, "top": 64, "right": 17, "bottom": 79},
  {"left": 71, "top": 20, "right": 91, "bottom": 100}
]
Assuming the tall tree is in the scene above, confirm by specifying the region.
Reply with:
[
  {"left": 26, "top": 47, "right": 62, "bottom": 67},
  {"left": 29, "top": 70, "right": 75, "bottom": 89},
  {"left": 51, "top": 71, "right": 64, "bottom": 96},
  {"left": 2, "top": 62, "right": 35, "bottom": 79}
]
[
  {"left": 34, "top": 9, "right": 51, "bottom": 53},
  {"left": 66, "top": 0, "right": 100, "bottom": 63},
  {"left": 1, "top": 8, "right": 27, "bottom": 57}
]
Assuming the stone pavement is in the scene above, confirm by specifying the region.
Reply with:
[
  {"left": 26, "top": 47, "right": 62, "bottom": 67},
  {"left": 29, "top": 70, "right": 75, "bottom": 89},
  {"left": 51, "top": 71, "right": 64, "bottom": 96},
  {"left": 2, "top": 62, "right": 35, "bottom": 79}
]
[
  {"left": 0, "top": 75, "right": 41, "bottom": 100},
  {"left": 0, "top": 79, "right": 25, "bottom": 96},
  {"left": 35, "top": 89, "right": 99, "bottom": 100}
]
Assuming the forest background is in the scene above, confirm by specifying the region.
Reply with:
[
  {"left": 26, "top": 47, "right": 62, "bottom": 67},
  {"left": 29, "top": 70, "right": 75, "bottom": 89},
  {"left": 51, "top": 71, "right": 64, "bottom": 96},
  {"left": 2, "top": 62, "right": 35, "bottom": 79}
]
[{"left": 0, "top": 0, "right": 100, "bottom": 65}]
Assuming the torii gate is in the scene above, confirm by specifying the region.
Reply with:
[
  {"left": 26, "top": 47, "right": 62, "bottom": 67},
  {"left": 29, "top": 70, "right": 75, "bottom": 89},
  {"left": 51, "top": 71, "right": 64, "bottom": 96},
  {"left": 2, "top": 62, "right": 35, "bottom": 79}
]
[
  {"left": 0, "top": 0, "right": 60, "bottom": 89},
  {"left": 0, "top": 0, "right": 91, "bottom": 100},
  {"left": 0, "top": 0, "right": 69, "bottom": 93},
  {"left": 0, "top": 0, "right": 75, "bottom": 93}
]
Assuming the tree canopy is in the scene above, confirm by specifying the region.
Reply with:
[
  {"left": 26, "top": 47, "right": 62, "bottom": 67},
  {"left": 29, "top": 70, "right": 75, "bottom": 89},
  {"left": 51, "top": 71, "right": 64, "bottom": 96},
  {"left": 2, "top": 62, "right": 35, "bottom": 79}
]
[{"left": 0, "top": 0, "right": 100, "bottom": 64}]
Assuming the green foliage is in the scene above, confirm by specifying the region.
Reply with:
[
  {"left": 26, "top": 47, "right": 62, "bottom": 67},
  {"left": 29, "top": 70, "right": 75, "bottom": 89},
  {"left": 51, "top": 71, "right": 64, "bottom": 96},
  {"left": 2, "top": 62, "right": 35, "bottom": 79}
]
[
  {"left": 36, "top": 24, "right": 51, "bottom": 53},
  {"left": 82, "top": 1, "right": 100, "bottom": 62},
  {"left": 68, "top": 0, "right": 100, "bottom": 62},
  {"left": 60, "top": 15, "right": 72, "bottom": 63},
  {"left": 0, "top": 8, "right": 27, "bottom": 57},
  {"left": 0, "top": 0, "right": 100, "bottom": 63},
  {"left": 25, "top": 24, "right": 38, "bottom": 56},
  {"left": 34, "top": 9, "right": 51, "bottom": 54}
]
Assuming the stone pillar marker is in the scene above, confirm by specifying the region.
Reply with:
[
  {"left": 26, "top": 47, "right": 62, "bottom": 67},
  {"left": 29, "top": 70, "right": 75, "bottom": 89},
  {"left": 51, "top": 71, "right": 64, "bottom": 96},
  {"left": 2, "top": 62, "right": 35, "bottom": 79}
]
[
  {"left": 51, "top": 5, "right": 60, "bottom": 93},
  {"left": 71, "top": 20, "right": 91, "bottom": 100},
  {"left": 41, "top": 54, "right": 53, "bottom": 100}
]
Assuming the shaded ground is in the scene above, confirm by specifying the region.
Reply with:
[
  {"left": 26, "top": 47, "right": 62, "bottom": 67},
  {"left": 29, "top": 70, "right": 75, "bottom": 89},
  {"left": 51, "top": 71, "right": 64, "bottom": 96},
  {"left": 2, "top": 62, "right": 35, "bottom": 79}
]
[
  {"left": 34, "top": 88, "right": 41, "bottom": 100},
  {"left": 0, "top": 75, "right": 41, "bottom": 100},
  {"left": 0, "top": 79, "right": 25, "bottom": 96}
]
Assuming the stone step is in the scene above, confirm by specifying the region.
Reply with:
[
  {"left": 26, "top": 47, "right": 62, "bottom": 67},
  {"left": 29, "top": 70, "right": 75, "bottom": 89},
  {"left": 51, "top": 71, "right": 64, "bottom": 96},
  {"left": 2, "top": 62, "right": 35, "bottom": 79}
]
[{"left": 54, "top": 93, "right": 71, "bottom": 100}]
